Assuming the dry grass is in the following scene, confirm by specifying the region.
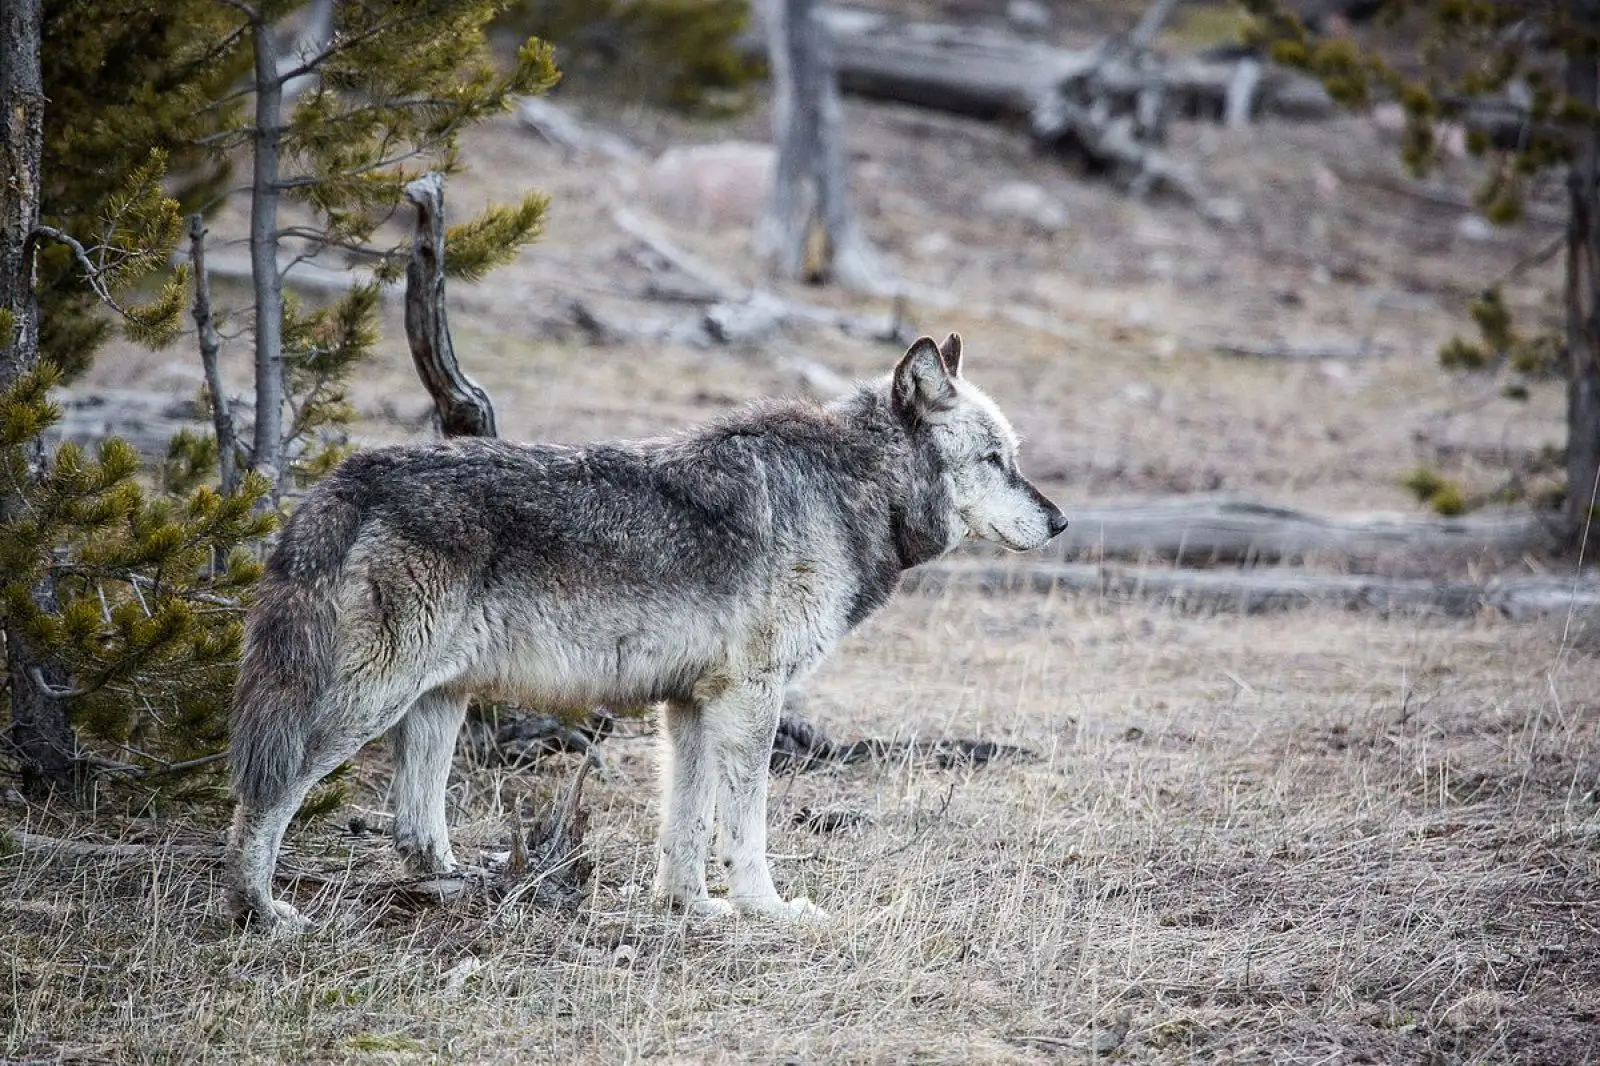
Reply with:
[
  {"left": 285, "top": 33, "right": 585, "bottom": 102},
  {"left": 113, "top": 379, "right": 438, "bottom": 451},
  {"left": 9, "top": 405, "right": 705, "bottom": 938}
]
[{"left": 6, "top": 593, "right": 1598, "bottom": 1064}]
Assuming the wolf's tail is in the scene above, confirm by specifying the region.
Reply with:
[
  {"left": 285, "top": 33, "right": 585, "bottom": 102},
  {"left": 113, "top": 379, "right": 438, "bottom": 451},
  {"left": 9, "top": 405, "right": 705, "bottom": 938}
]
[{"left": 230, "top": 491, "right": 362, "bottom": 808}]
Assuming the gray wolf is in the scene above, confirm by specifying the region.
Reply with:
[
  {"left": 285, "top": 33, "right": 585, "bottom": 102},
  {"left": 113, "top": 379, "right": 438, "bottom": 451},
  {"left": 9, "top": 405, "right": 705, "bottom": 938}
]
[{"left": 225, "top": 334, "right": 1067, "bottom": 928}]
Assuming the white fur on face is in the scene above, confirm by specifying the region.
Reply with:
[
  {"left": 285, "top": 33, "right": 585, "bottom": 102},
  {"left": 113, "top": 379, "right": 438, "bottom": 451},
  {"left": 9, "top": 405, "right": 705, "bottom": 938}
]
[{"left": 933, "top": 381, "right": 1059, "bottom": 552}]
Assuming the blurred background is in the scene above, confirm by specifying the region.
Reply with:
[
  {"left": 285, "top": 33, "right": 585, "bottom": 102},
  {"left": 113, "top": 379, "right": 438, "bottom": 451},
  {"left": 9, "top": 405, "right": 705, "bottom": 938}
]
[{"left": 62, "top": 0, "right": 1574, "bottom": 525}]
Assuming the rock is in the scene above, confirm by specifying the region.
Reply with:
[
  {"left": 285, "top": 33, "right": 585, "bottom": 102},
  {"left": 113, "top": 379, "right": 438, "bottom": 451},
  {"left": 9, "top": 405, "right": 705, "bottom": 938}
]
[
  {"left": 977, "top": 181, "right": 1069, "bottom": 233},
  {"left": 1455, "top": 214, "right": 1496, "bottom": 243},
  {"left": 642, "top": 142, "right": 775, "bottom": 228},
  {"left": 1117, "top": 382, "right": 1159, "bottom": 407},
  {"left": 1201, "top": 197, "right": 1246, "bottom": 227},
  {"left": 913, "top": 230, "right": 954, "bottom": 257},
  {"left": 1006, "top": 0, "right": 1051, "bottom": 33}
]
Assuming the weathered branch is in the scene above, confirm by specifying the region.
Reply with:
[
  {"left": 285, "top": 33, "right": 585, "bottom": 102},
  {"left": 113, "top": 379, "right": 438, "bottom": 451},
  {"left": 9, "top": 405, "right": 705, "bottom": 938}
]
[
  {"left": 403, "top": 173, "right": 497, "bottom": 438},
  {"left": 28, "top": 665, "right": 87, "bottom": 701},
  {"left": 26, "top": 225, "right": 142, "bottom": 322},
  {"left": 8, "top": 831, "right": 219, "bottom": 860},
  {"left": 1125, "top": 0, "right": 1181, "bottom": 54},
  {"left": 907, "top": 561, "right": 1600, "bottom": 622},
  {"left": 516, "top": 97, "right": 640, "bottom": 161},
  {"left": 188, "top": 214, "right": 240, "bottom": 495}
]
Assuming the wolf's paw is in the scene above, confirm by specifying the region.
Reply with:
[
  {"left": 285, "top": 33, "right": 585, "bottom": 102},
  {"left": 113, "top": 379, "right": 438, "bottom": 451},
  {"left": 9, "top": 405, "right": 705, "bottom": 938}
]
[
  {"left": 735, "top": 895, "right": 830, "bottom": 924},
  {"left": 400, "top": 852, "right": 458, "bottom": 878},
  {"left": 397, "top": 838, "right": 457, "bottom": 877},
  {"left": 237, "top": 899, "right": 310, "bottom": 934},
  {"left": 685, "top": 898, "right": 738, "bottom": 920}
]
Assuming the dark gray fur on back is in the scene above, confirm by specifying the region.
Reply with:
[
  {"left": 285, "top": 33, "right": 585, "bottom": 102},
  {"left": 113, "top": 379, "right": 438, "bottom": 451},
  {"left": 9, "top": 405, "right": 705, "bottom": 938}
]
[{"left": 271, "top": 384, "right": 948, "bottom": 633}]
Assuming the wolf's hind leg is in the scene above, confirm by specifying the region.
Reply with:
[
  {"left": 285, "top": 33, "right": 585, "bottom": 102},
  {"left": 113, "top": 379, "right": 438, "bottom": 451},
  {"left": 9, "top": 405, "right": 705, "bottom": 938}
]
[
  {"left": 226, "top": 777, "right": 320, "bottom": 931},
  {"left": 389, "top": 686, "right": 469, "bottom": 875},
  {"left": 654, "top": 698, "right": 716, "bottom": 909},
  {"left": 228, "top": 673, "right": 432, "bottom": 929}
]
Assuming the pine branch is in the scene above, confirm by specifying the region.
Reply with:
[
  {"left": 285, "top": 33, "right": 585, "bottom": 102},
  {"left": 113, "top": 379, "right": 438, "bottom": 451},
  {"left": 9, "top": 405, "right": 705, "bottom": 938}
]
[
  {"left": 27, "top": 225, "right": 142, "bottom": 323},
  {"left": 269, "top": 11, "right": 418, "bottom": 90},
  {"left": 29, "top": 666, "right": 89, "bottom": 701}
]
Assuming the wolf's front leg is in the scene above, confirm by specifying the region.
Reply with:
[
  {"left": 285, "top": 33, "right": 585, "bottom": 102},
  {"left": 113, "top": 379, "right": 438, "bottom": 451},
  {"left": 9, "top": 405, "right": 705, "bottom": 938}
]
[
  {"left": 708, "top": 675, "right": 825, "bottom": 922},
  {"left": 654, "top": 698, "right": 717, "bottom": 910}
]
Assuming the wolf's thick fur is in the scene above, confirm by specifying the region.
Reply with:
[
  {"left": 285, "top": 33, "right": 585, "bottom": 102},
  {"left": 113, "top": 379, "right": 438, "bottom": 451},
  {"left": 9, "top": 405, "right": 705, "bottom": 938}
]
[{"left": 225, "top": 335, "right": 1066, "bottom": 927}]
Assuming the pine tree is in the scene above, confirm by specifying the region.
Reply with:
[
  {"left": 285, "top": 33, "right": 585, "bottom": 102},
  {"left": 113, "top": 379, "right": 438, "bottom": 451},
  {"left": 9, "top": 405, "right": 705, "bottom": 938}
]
[
  {"left": 1241, "top": 0, "right": 1600, "bottom": 539},
  {"left": 37, "top": 0, "right": 249, "bottom": 379},
  {"left": 3, "top": 1, "right": 560, "bottom": 796},
  {"left": 3, "top": 0, "right": 270, "bottom": 794},
  {"left": 506, "top": 0, "right": 758, "bottom": 112},
  {"left": 211, "top": 0, "right": 557, "bottom": 497}
]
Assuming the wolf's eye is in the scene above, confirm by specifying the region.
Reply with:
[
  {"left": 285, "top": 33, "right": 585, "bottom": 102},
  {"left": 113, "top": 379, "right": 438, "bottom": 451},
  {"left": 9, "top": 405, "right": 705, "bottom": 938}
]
[{"left": 984, "top": 452, "right": 1005, "bottom": 468}]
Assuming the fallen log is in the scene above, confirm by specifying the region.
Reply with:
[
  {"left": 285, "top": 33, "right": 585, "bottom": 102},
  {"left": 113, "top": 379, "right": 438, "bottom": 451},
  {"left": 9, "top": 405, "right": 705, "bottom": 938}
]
[
  {"left": 1212, "top": 338, "right": 1392, "bottom": 360},
  {"left": 908, "top": 561, "right": 1600, "bottom": 622},
  {"left": 744, "top": 5, "right": 1335, "bottom": 123},
  {"left": 46, "top": 388, "right": 237, "bottom": 461},
  {"left": 1038, "top": 494, "right": 1559, "bottom": 566},
  {"left": 604, "top": 205, "right": 906, "bottom": 394}
]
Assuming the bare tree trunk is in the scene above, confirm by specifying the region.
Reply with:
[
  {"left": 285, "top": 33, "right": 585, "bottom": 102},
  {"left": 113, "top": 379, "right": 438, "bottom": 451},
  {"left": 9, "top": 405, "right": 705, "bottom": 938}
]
[
  {"left": 189, "top": 214, "right": 240, "bottom": 496},
  {"left": 1565, "top": 31, "right": 1600, "bottom": 548},
  {"left": 248, "top": 18, "right": 286, "bottom": 498},
  {"left": 404, "top": 175, "right": 497, "bottom": 437},
  {"left": 756, "top": 0, "right": 889, "bottom": 292},
  {"left": 1, "top": 0, "right": 76, "bottom": 794}
]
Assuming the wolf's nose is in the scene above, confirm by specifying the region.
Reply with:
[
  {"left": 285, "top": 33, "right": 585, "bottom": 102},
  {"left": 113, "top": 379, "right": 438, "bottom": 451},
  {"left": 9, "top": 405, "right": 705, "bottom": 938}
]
[{"left": 1048, "top": 510, "right": 1069, "bottom": 538}]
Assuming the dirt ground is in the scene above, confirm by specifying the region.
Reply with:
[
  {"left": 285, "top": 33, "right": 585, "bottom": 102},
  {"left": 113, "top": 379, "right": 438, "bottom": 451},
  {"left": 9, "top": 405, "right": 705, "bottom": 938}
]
[{"left": 8, "top": 4, "right": 1600, "bottom": 1063}]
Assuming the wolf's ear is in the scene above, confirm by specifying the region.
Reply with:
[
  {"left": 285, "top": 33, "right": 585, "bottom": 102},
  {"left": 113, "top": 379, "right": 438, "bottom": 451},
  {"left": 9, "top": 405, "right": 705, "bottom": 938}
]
[
  {"left": 892, "top": 336, "right": 956, "bottom": 422},
  {"left": 938, "top": 332, "right": 963, "bottom": 377}
]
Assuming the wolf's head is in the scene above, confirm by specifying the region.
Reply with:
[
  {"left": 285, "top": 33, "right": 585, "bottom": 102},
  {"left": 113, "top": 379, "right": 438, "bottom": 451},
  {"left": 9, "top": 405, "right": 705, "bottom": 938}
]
[{"left": 891, "top": 334, "right": 1067, "bottom": 554}]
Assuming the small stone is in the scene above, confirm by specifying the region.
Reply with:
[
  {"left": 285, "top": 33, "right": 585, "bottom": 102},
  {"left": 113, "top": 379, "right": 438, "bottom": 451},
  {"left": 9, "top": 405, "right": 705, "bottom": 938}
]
[
  {"left": 1202, "top": 197, "right": 1245, "bottom": 227},
  {"left": 977, "top": 181, "right": 1069, "bottom": 233},
  {"left": 1455, "top": 215, "right": 1496, "bottom": 243},
  {"left": 1117, "top": 382, "right": 1158, "bottom": 407},
  {"left": 1006, "top": 0, "right": 1051, "bottom": 32},
  {"left": 913, "top": 230, "right": 953, "bottom": 257}
]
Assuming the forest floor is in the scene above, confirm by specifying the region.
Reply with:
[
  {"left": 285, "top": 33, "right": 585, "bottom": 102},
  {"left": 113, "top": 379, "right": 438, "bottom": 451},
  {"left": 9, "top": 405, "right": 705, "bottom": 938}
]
[{"left": 6, "top": 2, "right": 1599, "bottom": 1062}]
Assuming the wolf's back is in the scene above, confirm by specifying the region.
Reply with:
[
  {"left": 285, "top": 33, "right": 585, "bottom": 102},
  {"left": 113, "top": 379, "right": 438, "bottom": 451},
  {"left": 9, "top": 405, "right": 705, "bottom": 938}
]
[{"left": 230, "top": 489, "right": 363, "bottom": 807}]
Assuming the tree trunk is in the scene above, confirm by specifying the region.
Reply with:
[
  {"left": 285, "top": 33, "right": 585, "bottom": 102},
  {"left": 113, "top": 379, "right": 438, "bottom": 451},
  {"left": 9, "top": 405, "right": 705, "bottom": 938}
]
[
  {"left": 756, "top": 0, "right": 888, "bottom": 292},
  {"left": 404, "top": 175, "right": 497, "bottom": 438},
  {"left": 1, "top": 0, "right": 76, "bottom": 793},
  {"left": 1565, "top": 33, "right": 1600, "bottom": 549},
  {"left": 248, "top": 19, "right": 286, "bottom": 498},
  {"left": 189, "top": 214, "right": 239, "bottom": 496}
]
